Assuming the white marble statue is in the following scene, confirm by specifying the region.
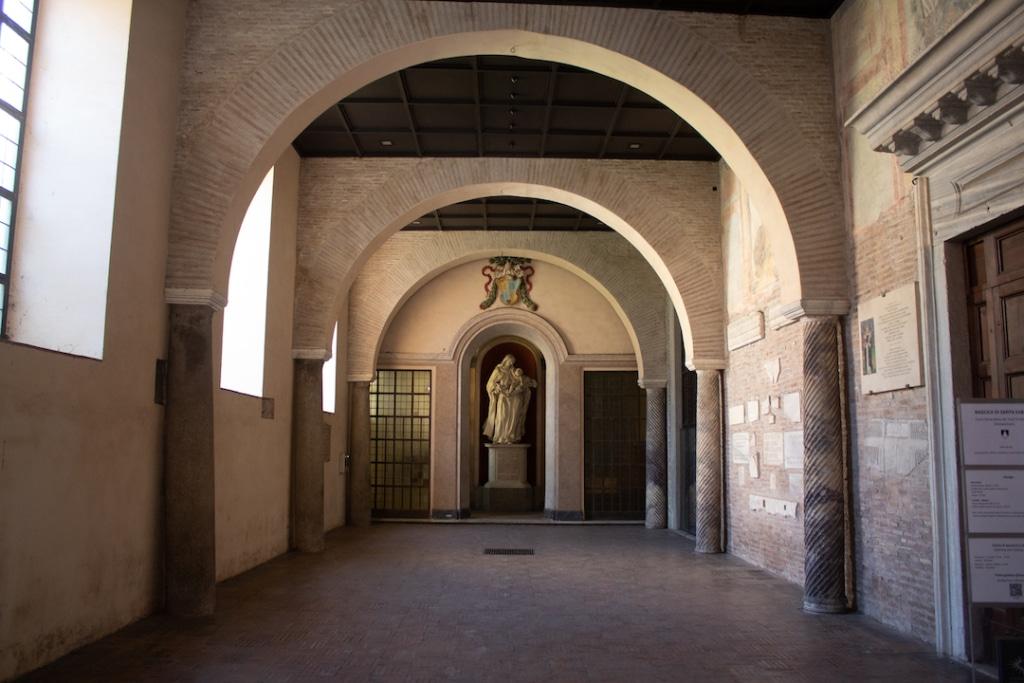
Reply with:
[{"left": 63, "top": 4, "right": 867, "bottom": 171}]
[{"left": 482, "top": 355, "right": 537, "bottom": 444}]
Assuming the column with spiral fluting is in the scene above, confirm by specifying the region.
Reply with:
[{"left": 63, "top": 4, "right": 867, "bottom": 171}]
[
  {"left": 695, "top": 369, "right": 723, "bottom": 553},
  {"left": 644, "top": 383, "right": 668, "bottom": 529},
  {"left": 801, "top": 316, "right": 847, "bottom": 613}
]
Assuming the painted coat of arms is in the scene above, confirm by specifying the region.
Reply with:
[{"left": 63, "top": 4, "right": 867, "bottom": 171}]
[{"left": 480, "top": 256, "right": 537, "bottom": 311}]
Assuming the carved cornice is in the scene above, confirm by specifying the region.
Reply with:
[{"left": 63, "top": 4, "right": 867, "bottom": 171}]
[
  {"left": 847, "top": 0, "right": 1024, "bottom": 175},
  {"left": 727, "top": 312, "right": 765, "bottom": 351}
]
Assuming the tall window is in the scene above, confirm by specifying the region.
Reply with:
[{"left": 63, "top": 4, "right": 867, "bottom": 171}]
[
  {"left": 220, "top": 168, "right": 274, "bottom": 395},
  {"left": 369, "top": 369, "right": 431, "bottom": 518},
  {"left": 0, "top": 0, "right": 36, "bottom": 333}
]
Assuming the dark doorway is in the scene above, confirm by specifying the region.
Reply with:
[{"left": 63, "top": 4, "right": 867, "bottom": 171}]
[
  {"left": 477, "top": 340, "right": 544, "bottom": 510},
  {"left": 584, "top": 370, "right": 646, "bottom": 520},
  {"left": 368, "top": 369, "right": 432, "bottom": 518}
]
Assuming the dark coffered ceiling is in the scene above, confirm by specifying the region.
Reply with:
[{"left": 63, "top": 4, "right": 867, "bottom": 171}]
[
  {"left": 402, "top": 197, "right": 613, "bottom": 232},
  {"left": 293, "top": 56, "right": 719, "bottom": 161},
  {"left": 408, "top": 0, "right": 842, "bottom": 18}
]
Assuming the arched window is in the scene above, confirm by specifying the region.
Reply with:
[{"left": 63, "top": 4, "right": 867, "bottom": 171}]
[
  {"left": 323, "top": 322, "right": 338, "bottom": 413},
  {"left": 220, "top": 169, "right": 274, "bottom": 396}
]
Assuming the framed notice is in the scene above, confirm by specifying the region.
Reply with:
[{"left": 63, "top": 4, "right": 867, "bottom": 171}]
[
  {"left": 857, "top": 283, "right": 924, "bottom": 395},
  {"left": 968, "top": 538, "right": 1024, "bottom": 605},
  {"left": 966, "top": 470, "right": 1024, "bottom": 534},
  {"left": 960, "top": 401, "right": 1024, "bottom": 466}
]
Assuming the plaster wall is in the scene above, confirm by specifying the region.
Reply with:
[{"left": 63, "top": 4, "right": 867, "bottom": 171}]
[
  {"left": 0, "top": 1, "right": 188, "bottom": 677},
  {"left": 381, "top": 261, "right": 633, "bottom": 357},
  {"left": 830, "top": 0, "right": 981, "bottom": 643},
  {"left": 212, "top": 146, "right": 300, "bottom": 581}
]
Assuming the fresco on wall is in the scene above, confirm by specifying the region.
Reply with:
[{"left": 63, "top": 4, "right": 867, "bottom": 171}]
[
  {"left": 722, "top": 166, "right": 779, "bottom": 319},
  {"left": 834, "top": 0, "right": 981, "bottom": 117},
  {"left": 906, "top": 0, "right": 981, "bottom": 62}
]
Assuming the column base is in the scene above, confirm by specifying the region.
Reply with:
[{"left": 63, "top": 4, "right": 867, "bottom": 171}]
[
  {"left": 694, "top": 544, "right": 723, "bottom": 555},
  {"left": 802, "top": 597, "right": 848, "bottom": 614}
]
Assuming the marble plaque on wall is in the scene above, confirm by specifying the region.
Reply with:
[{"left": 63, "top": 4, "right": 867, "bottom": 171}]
[
  {"left": 763, "top": 432, "right": 784, "bottom": 467},
  {"left": 746, "top": 399, "right": 759, "bottom": 423},
  {"left": 857, "top": 282, "right": 924, "bottom": 395},
  {"left": 783, "top": 431, "right": 804, "bottom": 469},
  {"left": 782, "top": 392, "right": 801, "bottom": 423},
  {"left": 732, "top": 432, "right": 751, "bottom": 464},
  {"left": 728, "top": 404, "right": 745, "bottom": 426}
]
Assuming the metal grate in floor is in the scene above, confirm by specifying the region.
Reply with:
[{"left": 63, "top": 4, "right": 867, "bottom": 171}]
[{"left": 483, "top": 548, "right": 535, "bottom": 555}]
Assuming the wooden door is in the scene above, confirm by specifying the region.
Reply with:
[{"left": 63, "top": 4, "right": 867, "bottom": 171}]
[
  {"left": 967, "top": 219, "right": 1024, "bottom": 398},
  {"left": 584, "top": 371, "right": 646, "bottom": 520},
  {"left": 964, "top": 218, "right": 1024, "bottom": 661}
]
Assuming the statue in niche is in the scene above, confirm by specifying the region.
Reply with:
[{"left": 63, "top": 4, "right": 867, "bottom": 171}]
[{"left": 482, "top": 355, "right": 538, "bottom": 445}]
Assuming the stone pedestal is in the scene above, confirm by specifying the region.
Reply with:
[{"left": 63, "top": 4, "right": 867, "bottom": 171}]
[{"left": 480, "top": 443, "right": 532, "bottom": 513}]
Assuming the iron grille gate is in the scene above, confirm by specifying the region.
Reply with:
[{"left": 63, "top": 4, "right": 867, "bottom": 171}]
[
  {"left": 369, "top": 369, "right": 431, "bottom": 518},
  {"left": 583, "top": 371, "right": 646, "bottom": 520}
]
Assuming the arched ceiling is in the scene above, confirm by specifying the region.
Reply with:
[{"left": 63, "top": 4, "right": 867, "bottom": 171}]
[
  {"left": 402, "top": 196, "right": 613, "bottom": 232},
  {"left": 294, "top": 56, "right": 720, "bottom": 160}
]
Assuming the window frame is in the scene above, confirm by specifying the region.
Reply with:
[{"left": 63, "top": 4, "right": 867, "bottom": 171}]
[{"left": 0, "top": 0, "right": 39, "bottom": 336}]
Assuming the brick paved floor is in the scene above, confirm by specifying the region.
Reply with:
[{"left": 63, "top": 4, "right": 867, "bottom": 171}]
[{"left": 23, "top": 525, "right": 970, "bottom": 682}]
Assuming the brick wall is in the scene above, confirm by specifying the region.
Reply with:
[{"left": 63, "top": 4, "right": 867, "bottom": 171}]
[{"left": 830, "top": 0, "right": 981, "bottom": 643}]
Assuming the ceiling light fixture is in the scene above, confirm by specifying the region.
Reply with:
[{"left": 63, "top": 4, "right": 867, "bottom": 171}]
[
  {"left": 629, "top": 143, "right": 641, "bottom": 149},
  {"left": 380, "top": 139, "right": 393, "bottom": 146}
]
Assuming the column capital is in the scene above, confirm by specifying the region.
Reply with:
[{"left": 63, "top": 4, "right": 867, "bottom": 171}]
[
  {"left": 767, "top": 299, "right": 849, "bottom": 330},
  {"left": 638, "top": 378, "right": 668, "bottom": 390},
  {"left": 165, "top": 288, "right": 227, "bottom": 311},
  {"left": 293, "top": 348, "right": 331, "bottom": 361}
]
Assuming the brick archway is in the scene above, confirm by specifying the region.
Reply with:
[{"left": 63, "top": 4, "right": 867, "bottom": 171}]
[
  {"left": 292, "top": 163, "right": 722, "bottom": 368},
  {"left": 346, "top": 231, "right": 668, "bottom": 383},
  {"left": 167, "top": 1, "right": 847, "bottom": 322}
]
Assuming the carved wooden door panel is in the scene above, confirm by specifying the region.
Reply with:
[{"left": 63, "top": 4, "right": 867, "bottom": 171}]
[{"left": 968, "top": 219, "right": 1024, "bottom": 399}]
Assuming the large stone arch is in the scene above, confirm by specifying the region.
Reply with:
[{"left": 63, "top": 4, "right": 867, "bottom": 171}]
[
  {"left": 347, "top": 231, "right": 668, "bottom": 383},
  {"left": 166, "top": 0, "right": 847, "bottom": 322},
  {"left": 292, "top": 159, "right": 723, "bottom": 368}
]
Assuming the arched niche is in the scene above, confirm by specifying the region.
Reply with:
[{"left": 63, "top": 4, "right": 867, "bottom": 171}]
[{"left": 450, "top": 308, "right": 571, "bottom": 514}]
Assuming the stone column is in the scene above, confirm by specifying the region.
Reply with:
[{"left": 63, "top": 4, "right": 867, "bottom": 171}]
[
  {"left": 695, "top": 369, "right": 723, "bottom": 554},
  {"left": 292, "top": 358, "right": 327, "bottom": 553},
  {"left": 348, "top": 381, "right": 372, "bottom": 527},
  {"left": 802, "top": 316, "right": 847, "bottom": 613},
  {"left": 644, "top": 383, "right": 668, "bottom": 529},
  {"left": 164, "top": 303, "right": 216, "bottom": 616}
]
